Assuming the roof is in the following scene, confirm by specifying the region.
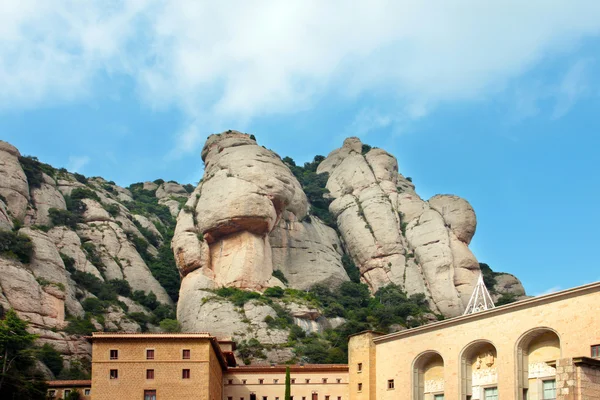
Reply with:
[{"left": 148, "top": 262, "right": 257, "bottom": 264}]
[
  {"left": 47, "top": 380, "right": 91, "bottom": 387},
  {"left": 90, "top": 332, "right": 212, "bottom": 339},
  {"left": 373, "top": 280, "right": 600, "bottom": 344},
  {"left": 228, "top": 364, "right": 349, "bottom": 373}
]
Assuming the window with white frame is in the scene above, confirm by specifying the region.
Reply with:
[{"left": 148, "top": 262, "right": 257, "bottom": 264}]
[
  {"left": 84, "top": 389, "right": 91, "bottom": 395},
  {"left": 592, "top": 345, "right": 600, "bottom": 358},
  {"left": 433, "top": 394, "right": 444, "bottom": 400},
  {"left": 64, "top": 389, "right": 71, "bottom": 399},
  {"left": 543, "top": 379, "right": 556, "bottom": 399},
  {"left": 484, "top": 387, "right": 498, "bottom": 400}
]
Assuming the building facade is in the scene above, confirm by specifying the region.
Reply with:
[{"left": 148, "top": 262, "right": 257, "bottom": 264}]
[
  {"left": 90, "top": 332, "right": 227, "bottom": 400},
  {"left": 224, "top": 365, "right": 349, "bottom": 400},
  {"left": 46, "top": 282, "right": 599, "bottom": 400},
  {"left": 348, "top": 282, "right": 600, "bottom": 400},
  {"left": 47, "top": 380, "right": 92, "bottom": 399}
]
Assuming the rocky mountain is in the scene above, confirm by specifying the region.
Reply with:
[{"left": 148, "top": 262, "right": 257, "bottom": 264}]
[{"left": 0, "top": 133, "right": 525, "bottom": 369}]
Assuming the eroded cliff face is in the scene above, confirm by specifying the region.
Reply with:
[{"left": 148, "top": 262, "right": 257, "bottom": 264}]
[
  {"left": 0, "top": 141, "right": 185, "bottom": 375},
  {"left": 173, "top": 132, "right": 349, "bottom": 333},
  {"left": 319, "top": 137, "right": 480, "bottom": 316}
]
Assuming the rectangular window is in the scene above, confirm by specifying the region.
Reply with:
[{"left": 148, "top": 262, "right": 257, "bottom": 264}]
[
  {"left": 543, "top": 379, "right": 556, "bottom": 399},
  {"left": 291, "top": 379, "right": 296, "bottom": 384},
  {"left": 84, "top": 389, "right": 91, "bottom": 395},
  {"left": 274, "top": 379, "right": 279, "bottom": 384},
  {"left": 182, "top": 349, "right": 191, "bottom": 359},
  {"left": 336, "top": 379, "right": 341, "bottom": 384},
  {"left": 146, "top": 349, "right": 154, "bottom": 360},
  {"left": 242, "top": 380, "right": 247, "bottom": 384},
  {"left": 228, "top": 397, "right": 233, "bottom": 400},
  {"left": 109, "top": 349, "right": 118, "bottom": 360},
  {"left": 182, "top": 369, "right": 191, "bottom": 379},
  {"left": 592, "top": 345, "right": 600, "bottom": 358},
  {"left": 146, "top": 369, "right": 154, "bottom": 379},
  {"left": 144, "top": 390, "right": 157, "bottom": 400},
  {"left": 228, "top": 379, "right": 233, "bottom": 385},
  {"left": 48, "top": 390, "right": 56, "bottom": 397},
  {"left": 357, "top": 363, "right": 362, "bottom": 372},
  {"left": 263, "top": 397, "right": 267, "bottom": 400},
  {"left": 387, "top": 379, "right": 394, "bottom": 389},
  {"left": 259, "top": 379, "right": 264, "bottom": 384},
  {"left": 110, "top": 369, "right": 118, "bottom": 379},
  {"left": 358, "top": 383, "right": 363, "bottom": 392},
  {"left": 484, "top": 387, "right": 498, "bottom": 400},
  {"left": 322, "top": 378, "right": 328, "bottom": 383},
  {"left": 64, "top": 390, "right": 71, "bottom": 398},
  {"left": 305, "top": 379, "right": 310, "bottom": 384},
  {"left": 325, "top": 396, "right": 330, "bottom": 400},
  {"left": 433, "top": 395, "right": 444, "bottom": 400},
  {"left": 337, "top": 397, "right": 341, "bottom": 400}
]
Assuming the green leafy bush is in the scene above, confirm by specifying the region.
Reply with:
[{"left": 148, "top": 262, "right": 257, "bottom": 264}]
[
  {"left": 214, "top": 287, "right": 261, "bottom": 307},
  {"left": 272, "top": 270, "right": 288, "bottom": 285},
  {"left": 341, "top": 254, "right": 361, "bottom": 283},
  {"left": 361, "top": 144, "right": 372, "bottom": 155},
  {"left": 65, "top": 317, "right": 95, "bottom": 335},
  {"left": 18, "top": 156, "right": 55, "bottom": 189},
  {"left": 264, "top": 286, "right": 285, "bottom": 298},
  {"left": 37, "top": 343, "right": 64, "bottom": 376},
  {"left": 48, "top": 208, "right": 81, "bottom": 229},
  {"left": 0, "top": 230, "right": 33, "bottom": 263},
  {"left": 70, "top": 187, "right": 100, "bottom": 202},
  {"left": 108, "top": 279, "right": 132, "bottom": 297},
  {"left": 103, "top": 203, "right": 120, "bottom": 217},
  {"left": 73, "top": 173, "right": 88, "bottom": 184},
  {"left": 283, "top": 155, "right": 337, "bottom": 228},
  {"left": 82, "top": 298, "right": 105, "bottom": 314},
  {"left": 159, "top": 319, "right": 181, "bottom": 332}
]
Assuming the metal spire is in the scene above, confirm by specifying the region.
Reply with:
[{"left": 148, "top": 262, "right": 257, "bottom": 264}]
[{"left": 463, "top": 273, "right": 496, "bottom": 315}]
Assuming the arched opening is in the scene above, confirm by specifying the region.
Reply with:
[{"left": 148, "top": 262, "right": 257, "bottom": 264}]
[
  {"left": 460, "top": 340, "right": 498, "bottom": 400},
  {"left": 412, "top": 351, "right": 445, "bottom": 400},
  {"left": 516, "top": 328, "right": 561, "bottom": 400}
]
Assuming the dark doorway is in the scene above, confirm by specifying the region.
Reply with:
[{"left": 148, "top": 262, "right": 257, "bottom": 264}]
[
  {"left": 312, "top": 393, "right": 318, "bottom": 400},
  {"left": 250, "top": 394, "right": 257, "bottom": 400}
]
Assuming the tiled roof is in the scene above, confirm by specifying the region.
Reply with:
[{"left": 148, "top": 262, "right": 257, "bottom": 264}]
[
  {"left": 228, "top": 364, "right": 349, "bottom": 372},
  {"left": 47, "top": 380, "right": 91, "bottom": 387},
  {"left": 90, "top": 332, "right": 212, "bottom": 339}
]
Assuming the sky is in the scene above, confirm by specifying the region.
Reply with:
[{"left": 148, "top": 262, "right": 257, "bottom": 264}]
[{"left": 1, "top": 1, "right": 599, "bottom": 296}]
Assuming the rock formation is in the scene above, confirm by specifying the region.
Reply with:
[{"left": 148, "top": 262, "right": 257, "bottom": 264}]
[
  {"left": 0, "top": 134, "right": 526, "bottom": 367},
  {"left": 319, "top": 138, "right": 480, "bottom": 316},
  {"left": 174, "top": 132, "right": 349, "bottom": 335}
]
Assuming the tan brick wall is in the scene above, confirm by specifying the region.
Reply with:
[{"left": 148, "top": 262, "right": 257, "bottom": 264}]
[
  {"left": 224, "top": 370, "right": 348, "bottom": 400},
  {"left": 362, "top": 284, "right": 600, "bottom": 400},
  {"left": 91, "top": 338, "right": 220, "bottom": 400},
  {"left": 348, "top": 332, "right": 381, "bottom": 400},
  {"left": 576, "top": 362, "right": 600, "bottom": 399}
]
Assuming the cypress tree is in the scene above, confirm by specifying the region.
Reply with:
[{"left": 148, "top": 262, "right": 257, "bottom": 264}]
[{"left": 285, "top": 366, "right": 291, "bottom": 400}]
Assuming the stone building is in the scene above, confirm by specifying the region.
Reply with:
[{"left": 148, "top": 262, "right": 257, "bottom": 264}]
[
  {"left": 77, "top": 332, "right": 349, "bottom": 400},
  {"left": 348, "top": 281, "right": 600, "bottom": 400},
  {"left": 224, "top": 364, "right": 349, "bottom": 400},
  {"left": 45, "top": 281, "right": 599, "bottom": 400},
  {"left": 47, "top": 380, "right": 92, "bottom": 399}
]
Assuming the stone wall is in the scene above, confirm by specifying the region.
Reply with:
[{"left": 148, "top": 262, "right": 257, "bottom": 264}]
[
  {"left": 555, "top": 357, "right": 600, "bottom": 399},
  {"left": 349, "top": 282, "right": 600, "bottom": 400},
  {"left": 91, "top": 336, "right": 222, "bottom": 400}
]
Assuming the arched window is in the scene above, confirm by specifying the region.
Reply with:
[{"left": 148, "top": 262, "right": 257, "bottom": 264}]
[
  {"left": 516, "top": 328, "right": 561, "bottom": 400},
  {"left": 459, "top": 340, "right": 498, "bottom": 400},
  {"left": 412, "top": 351, "right": 445, "bottom": 400}
]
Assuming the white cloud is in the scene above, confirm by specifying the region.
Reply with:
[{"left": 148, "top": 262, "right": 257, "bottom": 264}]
[
  {"left": 552, "top": 59, "right": 593, "bottom": 119},
  {"left": 2, "top": 1, "right": 600, "bottom": 150},
  {"left": 534, "top": 286, "right": 562, "bottom": 296},
  {"left": 67, "top": 155, "right": 91, "bottom": 173}
]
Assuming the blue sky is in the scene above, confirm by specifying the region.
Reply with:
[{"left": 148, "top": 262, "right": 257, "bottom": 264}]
[{"left": 1, "top": 1, "right": 599, "bottom": 296}]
